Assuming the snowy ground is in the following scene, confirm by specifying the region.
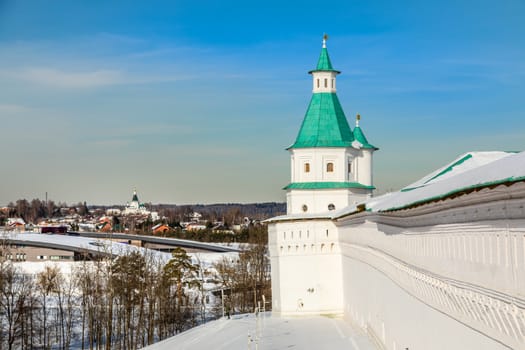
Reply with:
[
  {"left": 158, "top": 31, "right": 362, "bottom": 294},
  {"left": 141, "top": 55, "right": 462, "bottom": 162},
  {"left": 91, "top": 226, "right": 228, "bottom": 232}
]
[
  {"left": 142, "top": 312, "right": 376, "bottom": 350},
  {"left": 13, "top": 251, "right": 238, "bottom": 275}
]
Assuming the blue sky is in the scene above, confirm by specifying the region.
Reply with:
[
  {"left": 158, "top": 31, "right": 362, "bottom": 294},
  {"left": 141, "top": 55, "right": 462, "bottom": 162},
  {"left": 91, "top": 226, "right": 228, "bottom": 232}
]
[{"left": 0, "top": 0, "right": 524, "bottom": 205}]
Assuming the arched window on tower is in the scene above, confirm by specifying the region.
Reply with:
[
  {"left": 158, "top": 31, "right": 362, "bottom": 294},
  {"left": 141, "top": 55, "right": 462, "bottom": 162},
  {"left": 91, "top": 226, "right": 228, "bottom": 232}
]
[
  {"left": 324, "top": 78, "right": 328, "bottom": 88},
  {"left": 304, "top": 163, "right": 310, "bottom": 173},
  {"left": 326, "top": 162, "right": 334, "bottom": 172},
  {"left": 332, "top": 79, "right": 334, "bottom": 88},
  {"left": 317, "top": 79, "right": 320, "bottom": 88}
]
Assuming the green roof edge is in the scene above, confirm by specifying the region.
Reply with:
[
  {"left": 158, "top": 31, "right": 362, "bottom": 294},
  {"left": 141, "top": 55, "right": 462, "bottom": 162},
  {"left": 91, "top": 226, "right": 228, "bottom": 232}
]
[
  {"left": 353, "top": 126, "right": 378, "bottom": 150},
  {"left": 379, "top": 174, "right": 525, "bottom": 212},
  {"left": 423, "top": 154, "right": 473, "bottom": 184},
  {"left": 284, "top": 182, "right": 375, "bottom": 190}
]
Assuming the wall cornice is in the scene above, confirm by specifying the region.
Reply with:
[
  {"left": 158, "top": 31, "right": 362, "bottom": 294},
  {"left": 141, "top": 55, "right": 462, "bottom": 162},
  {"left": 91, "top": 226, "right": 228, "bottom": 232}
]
[{"left": 337, "top": 182, "right": 525, "bottom": 228}]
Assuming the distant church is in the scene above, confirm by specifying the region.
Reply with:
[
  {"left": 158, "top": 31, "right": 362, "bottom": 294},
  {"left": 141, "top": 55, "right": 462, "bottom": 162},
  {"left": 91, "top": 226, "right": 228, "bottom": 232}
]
[
  {"left": 121, "top": 189, "right": 159, "bottom": 221},
  {"left": 123, "top": 189, "right": 149, "bottom": 216},
  {"left": 267, "top": 37, "right": 525, "bottom": 350}
]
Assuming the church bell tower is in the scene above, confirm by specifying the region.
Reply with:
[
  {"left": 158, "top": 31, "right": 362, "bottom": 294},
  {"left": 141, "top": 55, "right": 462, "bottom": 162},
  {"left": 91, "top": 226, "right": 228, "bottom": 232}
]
[
  {"left": 267, "top": 36, "right": 378, "bottom": 316},
  {"left": 285, "top": 35, "right": 378, "bottom": 215}
]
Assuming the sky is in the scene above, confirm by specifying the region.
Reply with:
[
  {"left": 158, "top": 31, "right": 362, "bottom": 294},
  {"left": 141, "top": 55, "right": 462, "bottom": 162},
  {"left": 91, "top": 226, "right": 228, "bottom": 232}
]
[{"left": 0, "top": 0, "right": 524, "bottom": 206}]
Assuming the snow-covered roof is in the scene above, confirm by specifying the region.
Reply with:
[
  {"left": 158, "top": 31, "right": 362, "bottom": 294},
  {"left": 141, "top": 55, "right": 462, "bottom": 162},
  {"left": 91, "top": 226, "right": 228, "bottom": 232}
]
[
  {"left": 3, "top": 232, "right": 240, "bottom": 269},
  {"left": 366, "top": 151, "right": 524, "bottom": 212},
  {"left": 142, "top": 312, "right": 374, "bottom": 350},
  {"left": 402, "top": 151, "right": 512, "bottom": 190},
  {"left": 7, "top": 218, "right": 26, "bottom": 225},
  {"left": 3, "top": 232, "right": 171, "bottom": 260}
]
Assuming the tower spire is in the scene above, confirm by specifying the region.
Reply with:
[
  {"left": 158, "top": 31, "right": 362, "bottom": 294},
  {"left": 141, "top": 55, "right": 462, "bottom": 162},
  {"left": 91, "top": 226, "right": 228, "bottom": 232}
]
[
  {"left": 322, "top": 33, "right": 328, "bottom": 48},
  {"left": 289, "top": 35, "right": 351, "bottom": 149},
  {"left": 353, "top": 113, "right": 378, "bottom": 150}
]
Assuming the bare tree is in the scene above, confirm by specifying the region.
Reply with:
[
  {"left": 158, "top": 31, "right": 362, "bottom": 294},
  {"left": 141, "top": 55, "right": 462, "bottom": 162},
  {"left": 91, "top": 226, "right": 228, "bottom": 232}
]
[
  {"left": 37, "top": 265, "right": 62, "bottom": 349},
  {"left": 213, "top": 244, "right": 270, "bottom": 315}
]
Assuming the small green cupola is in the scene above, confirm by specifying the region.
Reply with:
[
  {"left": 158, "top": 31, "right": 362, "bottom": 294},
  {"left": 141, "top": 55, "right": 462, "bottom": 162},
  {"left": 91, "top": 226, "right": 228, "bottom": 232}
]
[
  {"left": 352, "top": 114, "right": 378, "bottom": 150},
  {"left": 132, "top": 189, "right": 139, "bottom": 202},
  {"left": 288, "top": 35, "right": 354, "bottom": 149}
]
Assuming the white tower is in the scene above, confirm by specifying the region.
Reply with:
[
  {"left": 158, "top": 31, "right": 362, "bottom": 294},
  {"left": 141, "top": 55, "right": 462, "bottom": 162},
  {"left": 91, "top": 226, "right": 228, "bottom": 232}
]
[
  {"left": 285, "top": 35, "right": 378, "bottom": 215},
  {"left": 268, "top": 36, "right": 378, "bottom": 316}
]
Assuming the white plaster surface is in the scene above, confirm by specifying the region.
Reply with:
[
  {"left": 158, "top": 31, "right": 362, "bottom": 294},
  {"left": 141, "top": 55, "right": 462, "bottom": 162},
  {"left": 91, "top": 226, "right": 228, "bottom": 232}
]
[{"left": 342, "top": 258, "right": 511, "bottom": 350}]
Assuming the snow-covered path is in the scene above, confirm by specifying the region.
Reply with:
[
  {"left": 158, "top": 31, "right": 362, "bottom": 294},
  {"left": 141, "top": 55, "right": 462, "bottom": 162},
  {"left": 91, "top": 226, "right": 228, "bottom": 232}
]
[{"left": 142, "top": 312, "right": 376, "bottom": 350}]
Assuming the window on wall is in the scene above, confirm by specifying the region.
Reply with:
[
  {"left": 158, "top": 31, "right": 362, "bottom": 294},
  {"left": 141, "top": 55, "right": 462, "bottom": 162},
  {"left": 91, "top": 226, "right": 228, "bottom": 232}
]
[
  {"left": 302, "top": 204, "right": 308, "bottom": 212},
  {"left": 348, "top": 162, "right": 352, "bottom": 173},
  {"left": 317, "top": 79, "right": 320, "bottom": 88},
  {"left": 304, "top": 163, "right": 310, "bottom": 173},
  {"left": 326, "top": 162, "right": 334, "bottom": 172},
  {"left": 331, "top": 79, "right": 334, "bottom": 88},
  {"left": 324, "top": 78, "right": 328, "bottom": 87},
  {"left": 328, "top": 203, "right": 335, "bottom": 211}
]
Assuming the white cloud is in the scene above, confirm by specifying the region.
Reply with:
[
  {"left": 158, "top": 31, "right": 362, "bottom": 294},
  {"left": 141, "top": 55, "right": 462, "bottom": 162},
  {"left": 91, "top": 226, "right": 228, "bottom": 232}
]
[
  {"left": 14, "top": 67, "right": 123, "bottom": 88},
  {"left": 0, "top": 103, "right": 31, "bottom": 113}
]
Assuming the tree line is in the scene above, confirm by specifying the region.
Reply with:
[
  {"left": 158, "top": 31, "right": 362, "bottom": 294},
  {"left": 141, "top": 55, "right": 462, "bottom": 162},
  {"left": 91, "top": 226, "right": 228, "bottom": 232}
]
[
  {"left": 0, "top": 244, "right": 271, "bottom": 349},
  {"left": 1, "top": 199, "right": 89, "bottom": 224},
  {"left": 155, "top": 224, "right": 269, "bottom": 245}
]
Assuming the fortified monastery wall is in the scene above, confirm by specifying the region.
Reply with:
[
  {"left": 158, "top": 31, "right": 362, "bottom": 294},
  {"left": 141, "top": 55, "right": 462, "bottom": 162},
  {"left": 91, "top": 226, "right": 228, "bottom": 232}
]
[
  {"left": 338, "top": 181, "right": 525, "bottom": 350},
  {"left": 268, "top": 37, "right": 525, "bottom": 350}
]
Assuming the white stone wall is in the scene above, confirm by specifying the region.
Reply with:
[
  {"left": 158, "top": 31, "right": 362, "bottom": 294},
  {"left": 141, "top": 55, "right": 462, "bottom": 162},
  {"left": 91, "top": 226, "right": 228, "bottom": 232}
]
[
  {"left": 342, "top": 258, "right": 510, "bottom": 350},
  {"left": 270, "top": 182, "right": 525, "bottom": 349},
  {"left": 355, "top": 149, "right": 373, "bottom": 186},
  {"left": 291, "top": 148, "right": 353, "bottom": 183},
  {"left": 286, "top": 188, "right": 369, "bottom": 214},
  {"left": 288, "top": 148, "right": 373, "bottom": 187},
  {"left": 269, "top": 220, "right": 344, "bottom": 316},
  {"left": 337, "top": 182, "right": 525, "bottom": 350}
]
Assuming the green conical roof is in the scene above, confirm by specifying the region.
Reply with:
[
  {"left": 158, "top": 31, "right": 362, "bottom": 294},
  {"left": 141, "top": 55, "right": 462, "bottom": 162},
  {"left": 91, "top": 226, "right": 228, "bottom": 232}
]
[
  {"left": 353, "top": 126, "right": 378, "bottom": 150},
  {"left": 309, "top": 47, "right": 340, "bottom": 73},
  {"left": 317, "top": 47, "right": 334, "bottom": 70},
  {"left": 288, "top": 93, "right": 354, "bottom": 149},
  {"left": 132, "top": 191, "right": 139, "bottom": 202}
]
